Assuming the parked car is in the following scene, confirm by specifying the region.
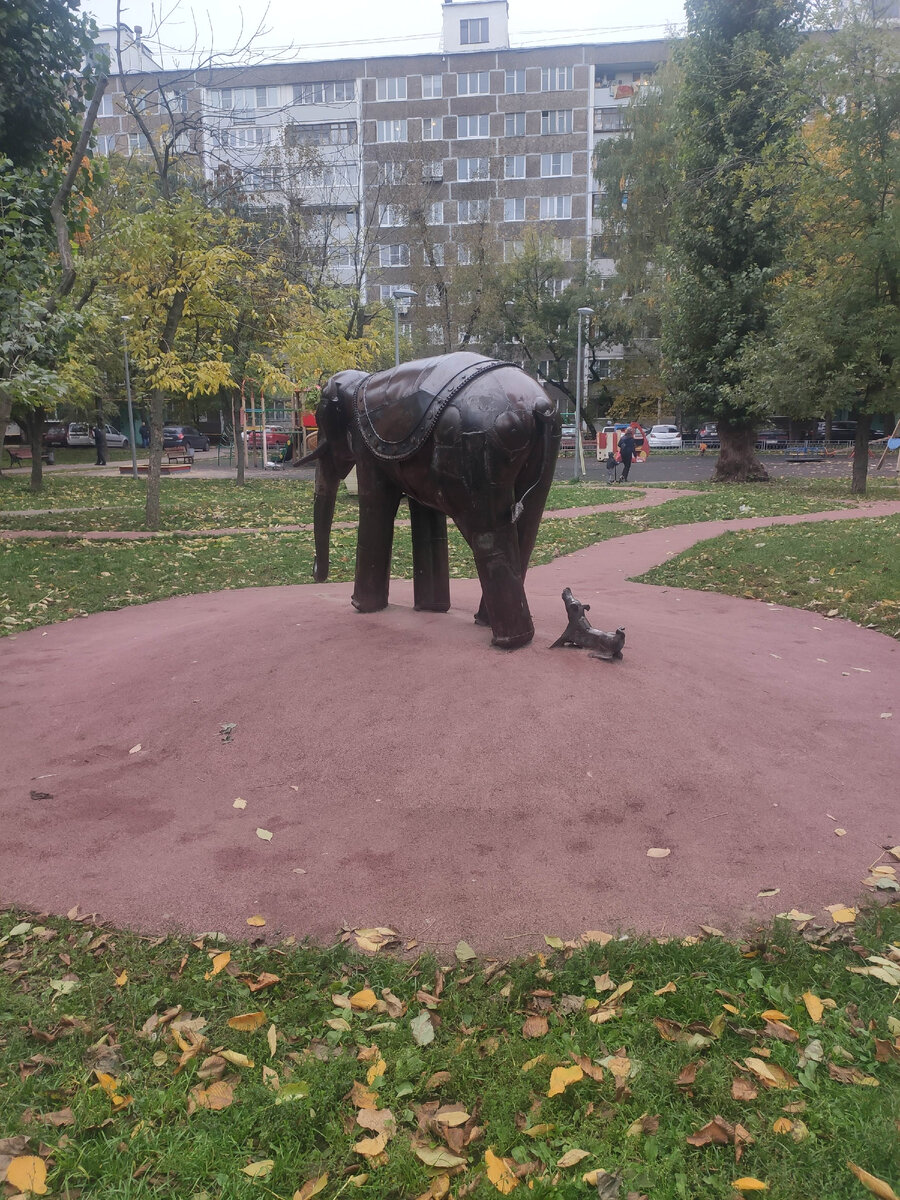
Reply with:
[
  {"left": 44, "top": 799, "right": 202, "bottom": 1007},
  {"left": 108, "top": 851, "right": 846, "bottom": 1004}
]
[
  {"left": 697, "top": 422, "right": 719, "bottom": 446},
  {"left": 163, "top": 425, "right": 210, "bottom": 451},
  {"left": 647, "top": 424, "right": 683, "bottom": 449},
  {"left": 755, "top": 428, "right": 788, "bottom": 449},
  {"left": 815, "top": 420, "right": 883, "bottom": 442},
  {"left": 245, "top": 426, "right": 291, "bottom": 448},
  {"left": 43, "top": 423, "right": 69, "bottom": 446},
  {"left": 65, "top": 421, "right": 130, "bottom": 448}
]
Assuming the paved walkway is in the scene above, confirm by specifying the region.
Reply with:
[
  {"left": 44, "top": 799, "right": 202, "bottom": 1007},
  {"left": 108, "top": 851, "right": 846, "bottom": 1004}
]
[{"left": 1, "top": 502, "right": 898, "bottom": 954}]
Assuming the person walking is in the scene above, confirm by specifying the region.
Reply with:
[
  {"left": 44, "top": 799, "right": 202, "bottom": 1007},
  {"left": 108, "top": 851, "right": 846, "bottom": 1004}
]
[
  {"left": 618, "top": 425, "right": 636, "bottom": 482},
  {"left": 139, "top": 420, "right": 150, "bottom": 448},
  {"left": 92, "top": 424, "right": 107, "bottom": 467}
]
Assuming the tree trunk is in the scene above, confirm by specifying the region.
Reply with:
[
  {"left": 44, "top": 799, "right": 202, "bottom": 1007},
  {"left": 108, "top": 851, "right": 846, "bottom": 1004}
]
[
  {"left": 28, "top": 406, "right": 46, "bottom": 493},
  {"left": 0, "top": 392, "right": 11, "bottom": 475},
  {"left": 712, "top": 422, "right": 770, "bottom": 483},
  {"left": 851, "top": 412, "right": 871, "bottom": 496},
  {"left": 95, "top": 397, "right": 107, "bottom": 465},
  {"left": 232, "top": 390, "right": 246, "bottom": 485},
  {"left": 145, "top": 289, "right": 187, "bottom": 529}
]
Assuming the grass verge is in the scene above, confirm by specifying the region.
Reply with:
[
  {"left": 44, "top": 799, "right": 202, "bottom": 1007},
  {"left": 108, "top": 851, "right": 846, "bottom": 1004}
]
[
  {"left": 637, "top": 516, "right": 900, "bottom": 640},
  {"left": 1, "top": 906, "right": 898, "bottom": 1199}
]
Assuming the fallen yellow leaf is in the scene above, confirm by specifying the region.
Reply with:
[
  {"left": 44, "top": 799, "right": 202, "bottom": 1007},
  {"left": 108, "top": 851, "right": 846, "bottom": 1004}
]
[
  {"left": 773, "top": 1117, "right": 793, "bottom": 1134},
  {"left": 115, "top": 969, "right": 128, "bottom": 987},
  {"left": 802, "top": 992, "right": 824, "bottom": 1023},
  {"left": 557, "top": 1148, "right": 590, "bottom": 1168},
  {"left": 646, "top": 847, "right": 671, "bottom": 858},
  {"left": 548, "top": 1064, "right": 583, "bottom": 1097},
  {"left": 827, "top": 905, "right": 857, "bottom": 924},
  {"left": 523, "top": 1123, "right": 556, "bottom": 1138},
  {"left": 227, "top": 1011, "right": 266, "bottom": 1032},
  {"left": 246, "top": 915, "right": 266, "bottom": 927},
  {"left": 760, "top": 1009, "right": 789, "bottom": 1021},
  {"left": 256, "top": 828, "right": 273, "bottom": 841},
  {"left": 654, "top": 981, "right": 677, "bottom": 996},
  {"left": 205, "top": 950, "right": 231, "bottom": 979},
  {"left": 267, "top": 1024, "right": 277, "bottom": 1058},
  {"left": 521, "top": 1054, "right": 546, "bottom": 1073},
  {"left": 351, "top": 1080, "right": 379, "bottom": 1109},
  {"left": 847, "top": 1161, "right": 900, "bottom": 1200},
  {"left": 366, "top": 1055, "right": 386, "bottom": 1086},
  {"left": 732, "top": 1179, "right": 768, "bottom": 1192},
  {"left": 219, "top": 1050, "right": 254, "bottom": 1068},
  {"left": 354, "top": 1133, "right": 387, "bottom": 1157},
  {"left": 242, "top": 1160, "right": 274, "bottom": 1178},
  {"left": 485, "top": 1147, "right": 519, "bottom": 1194},
  {"left": 5, "top": 1156, "right": 48, "bottom": 1195},
  {"left": 350, "top": 988, "right": 378, "bottom": 1011},
  {"left": 294, "top": 1175, "right": 329, "bottom": 1200}
]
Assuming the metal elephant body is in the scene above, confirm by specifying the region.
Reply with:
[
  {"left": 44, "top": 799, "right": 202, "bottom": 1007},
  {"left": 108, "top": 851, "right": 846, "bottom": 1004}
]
[{"left": 301, "top": 352, "right": 561, "bottom": 649}]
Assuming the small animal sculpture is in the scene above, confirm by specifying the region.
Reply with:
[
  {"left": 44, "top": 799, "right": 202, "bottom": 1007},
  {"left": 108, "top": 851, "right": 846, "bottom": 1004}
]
[{"left": 550, "top": 587, "right": 625, "bottom": 660}]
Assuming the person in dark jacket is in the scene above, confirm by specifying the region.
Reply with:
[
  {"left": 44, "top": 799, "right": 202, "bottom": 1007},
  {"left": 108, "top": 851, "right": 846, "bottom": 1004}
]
[
  {"left": 617, "top": 426, "right": 635, "bottom": 481},
  {"left": 92, "top": 425, "right": 107, "bottom": 466},
  {"left": 139, "top": 421, "right": 150, "bottom": 448}
]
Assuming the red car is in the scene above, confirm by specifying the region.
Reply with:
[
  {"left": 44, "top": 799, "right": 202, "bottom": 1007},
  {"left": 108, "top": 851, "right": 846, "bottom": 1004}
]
[{"left": 245, "top": 427, "right": 291, "bottom": 448}]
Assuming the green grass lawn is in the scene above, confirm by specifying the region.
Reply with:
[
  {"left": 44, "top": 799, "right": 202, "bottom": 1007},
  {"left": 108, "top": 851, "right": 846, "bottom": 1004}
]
[
  {"left": 638, "top": 516, "right": 900, "bottom": 640},
  {"left": 1, "top": 906, "right": 898, "bottom": 1200}
]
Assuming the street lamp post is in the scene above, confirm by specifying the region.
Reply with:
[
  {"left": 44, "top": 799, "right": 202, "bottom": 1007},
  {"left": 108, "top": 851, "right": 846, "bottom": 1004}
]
[
  {"left": 391, "top": 288, "right": 417, "bottom": 367},
  {"left": 573, "top": 306, "right": 594, "bottom": 482},
  {"left": 121, "top": 316, "right": 138, "bottom": 479}
]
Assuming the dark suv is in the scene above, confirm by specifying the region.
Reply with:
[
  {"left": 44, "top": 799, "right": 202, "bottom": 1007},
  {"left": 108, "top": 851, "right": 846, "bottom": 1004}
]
[
  {"left": 815, "top": 421, "right": 882, "bottom": 442},
  {"left": 162, "top": 425, "right": 210, "bottom": 451}
]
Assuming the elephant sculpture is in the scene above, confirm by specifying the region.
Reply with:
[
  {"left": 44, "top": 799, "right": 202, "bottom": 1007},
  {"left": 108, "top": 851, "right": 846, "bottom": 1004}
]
[{"left": 299, "top": 351, "right": 561, "bottom": 649}]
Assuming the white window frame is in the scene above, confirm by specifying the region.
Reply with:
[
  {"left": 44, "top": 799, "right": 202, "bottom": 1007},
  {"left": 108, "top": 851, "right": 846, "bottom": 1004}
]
[
  {"left": 377, "top": 77, "right": 407, "bottom": 101},
  {"left": 457, "top": 113, "right": 490, "bottom": 139},
  {"left": 457, "top": 245, "right": 473, "bottom": 265},
  {"left": 422, "top": 116, "right": 443, "bottom": 140},
  {"left": 378, "top": 204, "right": 405, "bottom": 228},
  {"left": 425, "top": 243, "right": 445, "bottom": 266},
  {"left": 540, "top": 152, "right": 573, "bottom": 177},
  {"left": 504, "top": 240, "right": 524, "bottom": 261},
  {"left": 293, "top": 80, "right": 354, "bottom": 105},
  {"left": 541, "top": 109, "right": 573, "bottom": 134},
  {"left": 460, "top": 17, "right": 489, "bottom": 44},
  {"left": 541, "top": 66, "right": 574, "bottom": 92},
  {"left": 376, "top": 119, "right": 408, "bottom": 143},
  {"left": 503, "top": 197, "right": 525, "bottom": 221},
  {"left": 504, "top": 111, "right": 525, "bottom": 137},
  {"left": 382, "top": 161, "right": 406, "bottom": 185},
  {"left": 422, "top": 74, "right": 443, "bottom": 99},
  {"left": 505, "top": 69, "right": 526, "bottom": 94},
  {"left": 458, "top": 156, "right": 490, "bottom": 182},
  {"left": 457, "top": 71, "right": 490, "bottom": 96},
  {"left": 458, "top": 198, "right": 489, "bottom": 224},
  {"left": 540, "top": 194, "right": 572, "bottom": 219},
  {"left": 426, "top": 201, "right": 444, "bottom": 225},
  {"left": 504, "top": 155, "right": 526, "bottom": 179},
  {"left": 98, "top": 93, "right": 115, "bottom": 117},
  {"left": 379, "top": 243, "right": 410, "bottom": 267},
  {"left": 421, "top": 160, "right": 443, "bottom": 182}
]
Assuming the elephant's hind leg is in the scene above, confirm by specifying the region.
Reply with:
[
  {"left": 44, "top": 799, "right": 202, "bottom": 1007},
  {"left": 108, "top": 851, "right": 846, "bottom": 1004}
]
[
  {"left": 469, "top": 523, "right": 533, "bottom": 649},
  {"left": 409, "top": 498, "right": 451, "bottom": 612}
]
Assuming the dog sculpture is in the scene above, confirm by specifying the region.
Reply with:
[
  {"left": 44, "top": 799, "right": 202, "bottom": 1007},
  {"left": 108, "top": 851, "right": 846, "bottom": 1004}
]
[{"left": 550, "top": 587, "right": 625, "bottom": 660}]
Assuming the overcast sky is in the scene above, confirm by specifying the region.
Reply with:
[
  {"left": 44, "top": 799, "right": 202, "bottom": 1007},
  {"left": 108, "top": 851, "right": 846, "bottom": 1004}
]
[{"left": 82, "top": 0, "right": 687, "bottom": 66}]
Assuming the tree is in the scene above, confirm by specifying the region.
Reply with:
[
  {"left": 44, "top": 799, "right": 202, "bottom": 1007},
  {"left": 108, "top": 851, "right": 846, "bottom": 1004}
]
[
  {"left": 736, "top": 1, "right": 899, "bottom": 494},
  {"left": 662, "top": 0, "right": 809, "bottom": 481},
  {"left": 0, "top": 0, "right": 97, "bottom": 169}
]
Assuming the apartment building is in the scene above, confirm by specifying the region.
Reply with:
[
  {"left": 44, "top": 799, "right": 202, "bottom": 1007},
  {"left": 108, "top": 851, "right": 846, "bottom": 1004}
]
[{"left": 94, "top": 2, "right": 669, "bottom": 354}]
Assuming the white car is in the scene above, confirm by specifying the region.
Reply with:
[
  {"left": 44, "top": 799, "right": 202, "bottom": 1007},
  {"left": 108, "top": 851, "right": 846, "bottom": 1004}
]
[
  {"left": 647, "top": 424, "right": 683, "bottom": 449},
  {"left": 65, "top": 422, "right": 130, "bottom": 448}
]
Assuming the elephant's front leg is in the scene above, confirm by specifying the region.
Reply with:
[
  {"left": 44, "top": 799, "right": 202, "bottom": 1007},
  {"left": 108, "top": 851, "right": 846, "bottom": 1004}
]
[
  {"left": 468, "top": 522, "right": 533, "bottom": 650},
  {"left": 352, "top": 474, "right": 402, "bottom": 613},
  {"left": 408, "top": 498, "right": 450, "bottom": 613}
]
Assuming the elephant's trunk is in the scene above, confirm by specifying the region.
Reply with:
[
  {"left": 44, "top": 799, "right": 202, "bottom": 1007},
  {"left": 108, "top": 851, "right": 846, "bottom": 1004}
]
[{"left": 313, "top": 454, "right": 340, "bottom": 582}]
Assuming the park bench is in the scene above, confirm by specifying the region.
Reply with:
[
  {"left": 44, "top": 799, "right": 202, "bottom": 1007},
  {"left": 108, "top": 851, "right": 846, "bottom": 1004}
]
[
  {"left": 5, "top": 445, "right": 54, "bottom": 467},
  {"left": 165, "top": 447, "right": 194, "bottom": 465}
]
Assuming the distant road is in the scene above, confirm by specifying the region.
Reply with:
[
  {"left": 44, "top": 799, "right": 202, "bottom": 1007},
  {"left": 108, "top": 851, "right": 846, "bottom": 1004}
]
[{"left": 554, "top": 450, "right": 856, "bottom": 485}]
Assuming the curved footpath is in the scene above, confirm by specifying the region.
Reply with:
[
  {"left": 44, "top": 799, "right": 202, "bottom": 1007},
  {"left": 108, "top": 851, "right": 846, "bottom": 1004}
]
[{"left": 1, "top": 500, "right": 898, "bottom": 956}]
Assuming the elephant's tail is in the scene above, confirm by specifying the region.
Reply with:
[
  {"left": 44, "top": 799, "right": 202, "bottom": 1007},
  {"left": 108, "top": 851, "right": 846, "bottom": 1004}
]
[{"left": 511, "top": 403, "right": 559, "bottom": 524}]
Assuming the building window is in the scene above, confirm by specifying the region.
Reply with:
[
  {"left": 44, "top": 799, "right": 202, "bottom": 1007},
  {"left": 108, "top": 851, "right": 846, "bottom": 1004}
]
[
  {"left": 424, "top": 285, "right": 442, "bottom": 306},
  {"left": 128, "top": 132, "right": 151, "bottom": 153},
  {"left": 427, "top": 324, "right": 444, "bottom": 345},
  {"left": 504, "top": 154, "right": 526, "bottom": 179},
  {"left": 241, "top": 168, "right": 283, "bottom": 192},
  {"left": 457, "top": 156, "right": 490, "bottom": 182},
  {"left": 553, "top": 237, "right": 572, "bottom": 258},
  {"left": 210, "top": 85, "right": 280, "bottom": 110},
  {"left": 425, "top": 243, "right": 445, "bottom": 265},
  {"left": 503, "top": 197, "right": 525, "bottom": 221},
  {"left": 98, "top": 92, "right": 115, "bottom": 117},
  {"left": 329, "top": 246, "right": 354, "bottom": 268},
  {"left": 460, "top": 17, "right": 488, "bottom": 43},
  {"left": 162, "top": 88, "right": 189, "bottom": 114},
  {"left": 541, "top": 66, "right": 574, "bottom": 92},
  {"left": 285, "top": 121, "right": 354, "bottom": 146},
  {"left": 457, "top": 245, "right": 473, "bottom": 265},
  {"left": 540, "top": 194, "right": 572, "bottom": 219},
  {"left": 426, "top": 201, "right": 444, "bottom": 225},
  {"left": 378, "top": 204, "right": 405, "bottom": 227},
  {"left": 225, "top": 126, "right": 272, "bottom": 149},
  {"left": 539, "top": 359, "right": 569, "bottom": 380},
  {"left": 504, "top": 240, "right": 524, "bottom": 261},
  {"left": 422, "top": 73, "right": 443, "bottom": 99},
  {"left": 540, "top": 152, "right": 573, "bottom": 177},
  {"left": 505, "top": 69, "right": 526, "bottom": 94},
  {"left": 457, "top": 71, "right": 490, "bottom": 96},
  {"left": 376, "top": 77, "right": 407, "bottom": 101},
  {"left": 379, "top": 244, "right": 410, "bottom": 267},
  {"left": 595, "top": 107, "right": 628, "bottom": 132},
  {"left": 458, "top": 198, "right": 489, "bottom": 223},
  {"left": 504, "top": 111, "right": 525, "bottom": 136},
  {"left": 545, "top": 278, "right": 572, "bottom": 297},
  {"left": 422, "top": 160, "right": 443, "bottom": 182},
  {"left": 95, "top": 133, "right": 117, "bottom": 155},
  {"left": 541, "top": 109, "right": 572, "bottom": 134},
  {"left": 380, "top": 284, "right": 413, "bottom": 300},
  {"left": 422, "top": 116, "right": 442, "bottom": 140},
  {"left": 382, "top": 161, "right": 406, "bottom": 184},
  {"left": 458, "top": 113, "right": 489, "bottom": 139},
  {"left": 376, "top": 119, "right": 408, "bottom": 143},
  {"left": 293, "top": 80, "right": 354, "bottom": 104}
]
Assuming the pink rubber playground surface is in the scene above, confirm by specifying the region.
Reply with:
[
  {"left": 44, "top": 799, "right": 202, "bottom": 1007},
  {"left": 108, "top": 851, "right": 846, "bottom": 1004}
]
[{"left": 2, "top": 503, "right": 898, "bottom": 954}]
